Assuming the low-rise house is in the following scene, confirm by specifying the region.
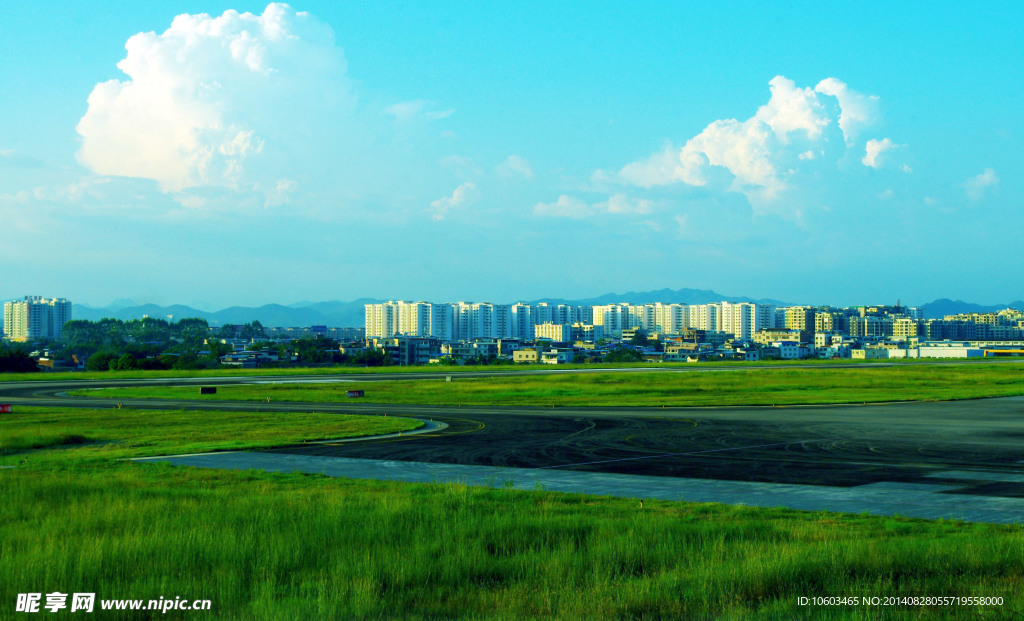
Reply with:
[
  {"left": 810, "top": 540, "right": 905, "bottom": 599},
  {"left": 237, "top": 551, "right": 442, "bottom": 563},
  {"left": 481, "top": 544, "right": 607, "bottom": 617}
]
[
  {"left": 540, "top": 348, "right": 574, "bottom": 364},
  {"left": 513, "top": 348, "right": 541, "bottom": 363}
]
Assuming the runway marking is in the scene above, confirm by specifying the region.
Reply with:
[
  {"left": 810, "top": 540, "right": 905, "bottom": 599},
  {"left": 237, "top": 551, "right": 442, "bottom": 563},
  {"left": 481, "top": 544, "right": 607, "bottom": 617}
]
[
  {"left": 319, "top": 417, "right": 486, "bottom": 446},
  {"left": 437, "top": 417, "right": 486, "bottom": 437},
  {"left": 537, "top": 438, "right": 835, "bottom": 470},
  {"left": 552, "top": 419, "right": 597, "bottom": 444}
]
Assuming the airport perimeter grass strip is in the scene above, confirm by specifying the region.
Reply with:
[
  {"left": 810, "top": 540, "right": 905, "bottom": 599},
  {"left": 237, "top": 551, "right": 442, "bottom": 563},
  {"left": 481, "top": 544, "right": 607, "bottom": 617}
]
[
  {"left": 0, "top": 356, "right": 1002, "bottom": 383},
  {"left": 70, "top": 362, "right": 1024, "bottom": 408},
  {"left": 2, "top": 406, "right": 1023, "bottom": 619}
]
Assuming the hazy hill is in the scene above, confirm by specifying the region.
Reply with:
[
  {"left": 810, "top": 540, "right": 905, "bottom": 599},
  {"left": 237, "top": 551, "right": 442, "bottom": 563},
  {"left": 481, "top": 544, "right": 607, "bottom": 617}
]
[
  {"left": 71, "top": 300, "right": 377, "bottom": 328},
  {"left": 42, "top": 292, "right": 1024, "bottom": 329}
]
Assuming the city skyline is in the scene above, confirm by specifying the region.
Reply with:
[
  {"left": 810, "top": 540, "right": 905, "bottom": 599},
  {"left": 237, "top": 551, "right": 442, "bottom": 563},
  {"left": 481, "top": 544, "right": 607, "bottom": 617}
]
[{"left": 1, "top": 2, "right": 1020, "bottom": 308}]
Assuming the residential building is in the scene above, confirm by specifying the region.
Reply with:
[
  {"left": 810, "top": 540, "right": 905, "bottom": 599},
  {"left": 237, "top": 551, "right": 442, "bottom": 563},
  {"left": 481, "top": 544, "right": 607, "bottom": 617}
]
[
  {"left": 540, "top": 348, "right": 574, "bottom": 364},
  {"left": 365, "top": 301, "right": 399, "bottom": 338},
  {"left": 570, "top": 323, "right": 604, "bottom": 342},
  {"left": 689, "top": 304, "right": 720, "bottom": 331},
  {"left": 754, "top": 328, "right": 802, "bottom": 346},
  {"left": 3, "top": 296, "right": 72, "bottom": 341},
  {"left": 720, "top": 302, "right": 756, "bottom": 340},
  {"left": 534, "top": 323, "right": 572, "bottom": 343},
  {"left": 513, "top": 348, "right": 541, "bottom": 363}
]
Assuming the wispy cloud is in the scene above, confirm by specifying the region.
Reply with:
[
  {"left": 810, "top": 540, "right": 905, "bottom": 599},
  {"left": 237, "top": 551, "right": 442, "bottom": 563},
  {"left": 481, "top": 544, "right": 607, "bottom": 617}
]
[
  {"left": 0, "top": 149, "right": 44, "bottom": 168},
  {"left": 533, "top": 193, "right": 653, "bottom": 219},
  {"left": 429, "top": 182, "right": 477, "bottom": 220},
  {"left": 385, "top": 100, "right": 455, "bottom": 123},
  {"left": 963, "top": 168, "right": 999, "bottom": 201},
  {"left": 495, "top": 155, "right": 534, "bottom": 179}
]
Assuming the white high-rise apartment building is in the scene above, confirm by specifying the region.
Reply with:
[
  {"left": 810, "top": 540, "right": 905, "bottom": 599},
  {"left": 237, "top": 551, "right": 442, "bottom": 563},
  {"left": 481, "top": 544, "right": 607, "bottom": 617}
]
[
  {"left": 653, "top": 303, "right": 688, "bottom": 335},
  {"left": 593, "top": 304, "right": 628, "bottom": 335},
  {"left": 398, "top": 301, "right": 431, "bottom": 337},
  {"left": 720, "top": 302, "right": 756, "bottom": 340},
  {"left": 365, "top": 299, "right": 772, "bottom": 343},
  {"left": 365, "top": 302, "right": 400, "bottom": 338},
  {"left": 447, "top": 302, "right": 515, "bottom": 340},
  {"left": 429, "top": 303, "right": 455, "bottom": 342},
  {"left": 510, "top": 303, "right": 534, "bottom": 341},
  {"left": 532, "top": 303, "right": 554, "bottom": 325},
  {"left": 453, "top": 302, "right": 473, "bottom": 341},
  {"left": 688, "top": 304, "right": 721, "bottom": 331},
  {"left": 714, "top": 302, "right": 777, "bottom": 340},
  {"left": 470, "top": 303, "right": 495, "bottom": 339},
  {"left": 756, "top": 304, "right": 777, "bottom": 331},
  {"left": 629, "top": 305, "right": 654, "bottom": 331},
  {"left": 3, "top": 296, "right": 72, "bottom": 341},
  {"left": 494, "top": 304, "right": 513, "bottom": 339}
]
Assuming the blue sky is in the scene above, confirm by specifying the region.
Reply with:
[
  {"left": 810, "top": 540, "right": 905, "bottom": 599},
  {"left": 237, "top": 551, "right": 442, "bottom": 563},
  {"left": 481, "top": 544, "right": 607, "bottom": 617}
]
[{"left": 1, "top": 2, "right": 1021, "bottom": 308}]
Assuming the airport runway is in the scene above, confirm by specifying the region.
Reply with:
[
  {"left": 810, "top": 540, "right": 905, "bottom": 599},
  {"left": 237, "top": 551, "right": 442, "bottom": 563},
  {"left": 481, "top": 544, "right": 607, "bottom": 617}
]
[{"left": 6, "top": 368, "right": 1024, "bottom": 522}]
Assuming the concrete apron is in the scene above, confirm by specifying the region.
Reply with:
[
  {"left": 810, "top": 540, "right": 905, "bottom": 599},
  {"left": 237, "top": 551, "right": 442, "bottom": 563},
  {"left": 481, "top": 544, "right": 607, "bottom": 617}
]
[{"left": 134, "top": 451, "right": 1024, "bottom": 525}]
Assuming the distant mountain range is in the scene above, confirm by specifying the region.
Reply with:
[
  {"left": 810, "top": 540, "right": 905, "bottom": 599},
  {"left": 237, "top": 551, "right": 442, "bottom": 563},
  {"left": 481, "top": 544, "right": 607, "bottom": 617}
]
[
  {"left": 4, "top": 290, "right": 1019, "bottom": 329},
  {"left": 70, "top": 299, "right": 381, "bottom": 328},
  {"left": 529, "top": 287, "right": 790, "bottom": 307},
  {"left": 65, "top": 288, "right": 791, "bottom": 327}
]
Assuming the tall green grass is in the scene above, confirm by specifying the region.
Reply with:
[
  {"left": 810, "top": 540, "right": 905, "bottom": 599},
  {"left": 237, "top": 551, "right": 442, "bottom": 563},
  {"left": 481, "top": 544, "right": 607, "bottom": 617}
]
[{"left": 2, "top": 464, "right": 1021, "bottom": 619}]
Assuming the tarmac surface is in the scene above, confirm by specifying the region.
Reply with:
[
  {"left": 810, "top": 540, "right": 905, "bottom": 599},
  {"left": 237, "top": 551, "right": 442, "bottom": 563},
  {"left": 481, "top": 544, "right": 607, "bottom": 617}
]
[
  {"left": 257, "top": 397, "right": 1024, "bottom": 493},
  {"left": 6, "top": 368, "right": 1024, "bottom": 523}
]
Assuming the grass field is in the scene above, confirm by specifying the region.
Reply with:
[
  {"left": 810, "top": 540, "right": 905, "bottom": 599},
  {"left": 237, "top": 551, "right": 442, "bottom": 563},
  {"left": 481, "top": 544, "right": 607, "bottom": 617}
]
[
  {"left": 71, "top": 361, "right": 1024, "bottom": 408},
  {"left": 0, "top": 355, "right": 988, "bottom": 384},
  {"left": 4, "top": 366, "right": 1024, "bottom": 619},
  {"left": 0, "top": 406, "right": 421, "bottom": 460},
  {"left": 2, "top": 405, "right": 1022, "bottom": 619}
]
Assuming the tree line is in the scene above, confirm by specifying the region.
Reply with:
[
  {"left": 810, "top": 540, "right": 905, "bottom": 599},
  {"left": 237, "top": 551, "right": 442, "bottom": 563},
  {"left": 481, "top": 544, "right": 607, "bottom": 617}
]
[{"left": 0, "top": 318, "right": 385, "bottom": 373}]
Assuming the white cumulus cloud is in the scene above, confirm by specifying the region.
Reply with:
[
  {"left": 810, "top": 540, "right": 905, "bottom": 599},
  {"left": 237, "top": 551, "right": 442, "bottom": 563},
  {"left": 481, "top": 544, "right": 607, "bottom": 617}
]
[
  {"left": 814, "top": 78, "right": 879, "bottom": 145},
  {"left": 862, "top": 138, "right": 903, "bottom": 168},
  {"left": 76, "top": 3, "right": 351, "bottom": 197},
  {"left": 602, "top": 75, "right": 891, "bottom": 215},
  {"left": 672, "top": 76, "right": 832, "bottom": 200},
  {"left": 963, "top": 168, "right": 999, "bottom": 201},
  {"left": 429, "top": 182, "right": 477, "bottom": 220}
]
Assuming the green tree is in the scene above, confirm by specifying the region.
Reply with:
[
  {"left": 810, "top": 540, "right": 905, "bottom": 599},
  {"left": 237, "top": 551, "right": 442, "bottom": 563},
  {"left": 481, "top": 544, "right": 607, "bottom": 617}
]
[
  {"left": 604, "top": 346, "right": 646, "bottom": 363},
  {"left": 204, "top": 340, "right": 233, "bottom": 366},
  {"left": 291, "top": 337, "right": 340, "bottom": 364},
  {"left": 629, "top": 331, "right": 651, "bottom": 347},
  {"left": 0, "top": 345, "right": 38, "bottom": 373},
  {"left": 242, "top": 321, "right": 266, "bottom": 339},
  {"left": 172, "top": 353, "right": 203, "bottom": 370},
  {"left": 85, "top": 351, "right": 118, "bottom": 372},
  {"left": 111, "top": 353, "right": 139, "bottom": 371},
  {"left": 352, "top": 349, "right": 390, "bottom": 367}
]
